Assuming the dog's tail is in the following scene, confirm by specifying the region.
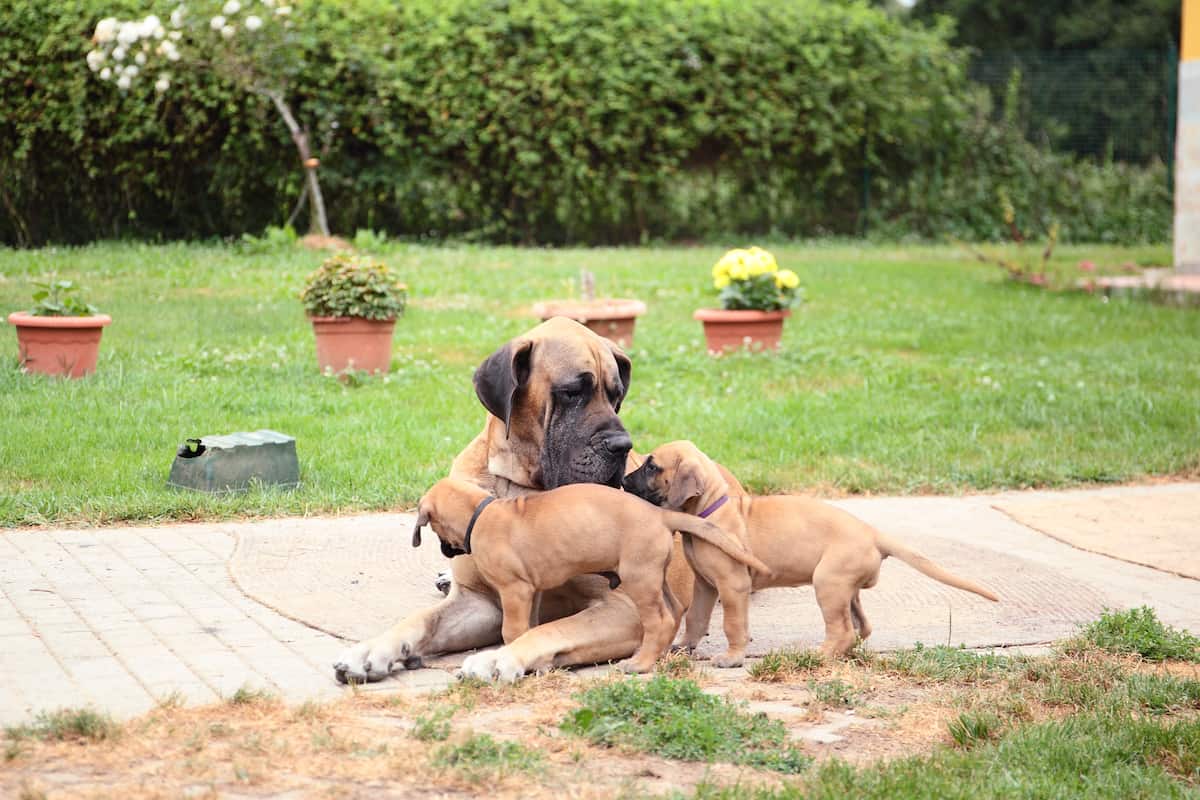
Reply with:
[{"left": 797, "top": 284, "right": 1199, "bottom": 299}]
[
  {"left": 875, "top": 532, "right": 1000, "bottom": 602},
  {"left": 663, "top": 511, "right": 773, "bottom": 577}
]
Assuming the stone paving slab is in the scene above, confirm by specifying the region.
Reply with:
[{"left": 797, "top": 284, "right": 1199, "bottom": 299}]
[
  {"left": 994, "top": 484, "right": 1200, "bottom": 580},
  {"left": 230, "top": 484, "right": 1200, "bottom": 667}
]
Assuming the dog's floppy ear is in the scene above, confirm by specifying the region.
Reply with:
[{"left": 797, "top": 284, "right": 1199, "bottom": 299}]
[
  {"left": 605, "top": 341, "right": 632, "bottom": 413},
  {"left": 667, "top": 459, "right": 702, "bottom": 509},
  {"left": 411, "top": 507, "right": 430, "bottom": 548},
  {"left": 473, "top": 340, "right": 534, "bottom": 438}
]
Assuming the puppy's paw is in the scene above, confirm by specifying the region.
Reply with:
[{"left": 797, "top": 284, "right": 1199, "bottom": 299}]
[
  {"left": 712, "top": 652, "right": 745, "bottom": 669},
  {"left": 615, "top": 658, "right": 651, "bottom": 674},
  {"left": 434, "top": 569, "right": 453, "bottom": 596},
  {"left": 333, "top": 637, "right": 413, "bottom": 684}
]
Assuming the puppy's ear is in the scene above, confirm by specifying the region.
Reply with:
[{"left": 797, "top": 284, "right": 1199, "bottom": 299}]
[
  {"left": 473, "top": 340, "right": 534, "bottom": 438},
  {"left": 667, "top": 460, "right": 702, "bottom": 509},
  {"left": 411, "top": 507, "right": 429, "bottom": 548},
  {"left": 605, "top": 341, "right": 632, "bottom": 413}
]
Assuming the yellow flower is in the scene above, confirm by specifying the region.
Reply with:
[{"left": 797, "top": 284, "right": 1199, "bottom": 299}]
[
  {"left": 775, "top": 269, "right": 799, "bottom": 289},
  {"left": 713, "top": 273, "right": 731, "bottom": 289},
  {"left": 745, "top": 246, "right": 776, "bottom": 277},
  {"left": 728, "top": 260, "right": 750, "bottom": 281}
]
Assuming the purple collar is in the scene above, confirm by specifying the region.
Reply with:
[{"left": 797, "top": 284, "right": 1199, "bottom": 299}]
[{"left": 697, "top": 495, "right": 729, "bottom": 519}]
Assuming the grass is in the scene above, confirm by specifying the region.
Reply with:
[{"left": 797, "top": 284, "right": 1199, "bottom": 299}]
[
  {"left": 227, "top": 685, "right": 277, "bottom": 706},
  {"left": 4, "top": 707, "right": 118, "bottom": 744},
  {"left": 807, "top": 678, "right": 858, "bottom": 708},
  {"left": 747, "top": 647, "right": 825, "bottom": 682},
  {"left": 871, "top": 643, "right": 1025, "bottom": 683},
  {"left": 0, "top": 240, "right": 1196, "bottom": 526},
  {"left": 411, "top": 707, "right": 454, "bottom": 742},
  {"left": 1068, "top": 607, "right": 1200, "bottom": 662},
  {"left": 691, "top": 715, "right": 1200, "bottom": 799},
  {"left": 560, "top": 674, "right": 812, "bottom": 774},
  {"left": 688, "top": 632, "right": 1200, "bottom": 799},
  {"left": 430, "top": 733, "right": 542, "bottom": 781},
  {"left": 3, "top": 610, "right": 1199, "bottom": 797}
]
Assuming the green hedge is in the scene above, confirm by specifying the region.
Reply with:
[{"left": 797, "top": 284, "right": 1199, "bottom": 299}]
[{"left": 0, "top": 0, "right": 1170, "bottom": 246}]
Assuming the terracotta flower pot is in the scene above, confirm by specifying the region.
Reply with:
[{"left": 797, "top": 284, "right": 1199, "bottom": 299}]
[
  {"left": 693, "top": 308, "right": 791, "bottom": 355},
  {"left": 7, "top": 312, "right": 112, "bottom": 378},
  {"left": 532, "top": 299, "right": 647, "bottom": 349},
  {"left": 309, "top": 316, "right": 396, "bottom": 374}
]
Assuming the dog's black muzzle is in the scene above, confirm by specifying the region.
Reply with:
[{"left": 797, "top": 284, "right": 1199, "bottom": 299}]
[
  {"left": 622, "top": 462, "right": 665, "bottom": 507},
  {"left": 439, "top": 539, "right": 467, "bottom": 558}
]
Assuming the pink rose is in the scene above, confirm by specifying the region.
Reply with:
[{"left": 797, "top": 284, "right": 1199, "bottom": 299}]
[{"left": 1078, "top": 260, "right": 1096, "bottom": 272}]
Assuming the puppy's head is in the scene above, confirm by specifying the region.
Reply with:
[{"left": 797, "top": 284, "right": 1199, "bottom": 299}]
[
  {"left": 411, "top": 478, "right": 488, "bottom": 559},
  {"left": 622, "top": 440, "right": 727, "bottom": 512}
]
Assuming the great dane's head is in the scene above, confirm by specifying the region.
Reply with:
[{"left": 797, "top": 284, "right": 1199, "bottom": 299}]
[{"left": 474, "top": 317, "right": 632, "bottom": 490}]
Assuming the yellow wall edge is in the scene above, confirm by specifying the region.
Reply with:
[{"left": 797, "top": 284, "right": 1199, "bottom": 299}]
[{"left": 1186, "top": 0, "right": 1200, "bottom": 61}]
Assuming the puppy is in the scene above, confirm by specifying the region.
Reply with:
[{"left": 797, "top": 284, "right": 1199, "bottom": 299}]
[
  {"left": 412, "top": 477, "right": 771, "bottom": 673},
  {"left": 623, "top": 441, "right": 1000, "bottom": 663}
]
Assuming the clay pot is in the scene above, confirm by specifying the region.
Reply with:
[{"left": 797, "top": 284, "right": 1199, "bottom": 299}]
[
  {"left": 309, "top": 316, "right": 396, "bottom": 374},
  {"left": 693, "top": 308, "right": 791, "bottom": 355},
  {"left": 532, "top": 299, "right": 647, "bottom": 349},
  {"left": 7, "top": 312, "right": 112, "bottom": 378}
]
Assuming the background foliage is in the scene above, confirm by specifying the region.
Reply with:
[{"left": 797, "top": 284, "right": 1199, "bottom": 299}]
[
  {"left": 0, "top": 0, "right": 1171, "bottom": 247},
  {"left": 910, "top": 0, "right": 1179, "bottom": 164}
]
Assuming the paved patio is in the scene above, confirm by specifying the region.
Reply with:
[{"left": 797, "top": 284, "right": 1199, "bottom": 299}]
[{"left": 2, "top": 482, "right": 1197, "bottom": 726}]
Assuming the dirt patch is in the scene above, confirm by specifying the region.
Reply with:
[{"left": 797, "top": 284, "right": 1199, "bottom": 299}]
[
  {"left": 299, "top": 234, "right": 353, "bottom": 251},
  {"left": 5, "top": 653, "right": 1196, "bottom": 798}
]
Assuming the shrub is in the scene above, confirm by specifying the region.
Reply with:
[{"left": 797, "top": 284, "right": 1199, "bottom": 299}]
[
  {"left": 0, "top": 0, "right": 1170, "bottom": 246},
  {"left": 300, "top": 255, "right": 407, "bottom": 320}
]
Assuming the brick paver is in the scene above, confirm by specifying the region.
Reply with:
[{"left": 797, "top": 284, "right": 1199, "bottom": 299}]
[{"left": 0, "top": 526, "right": 450, "bottom": 726}]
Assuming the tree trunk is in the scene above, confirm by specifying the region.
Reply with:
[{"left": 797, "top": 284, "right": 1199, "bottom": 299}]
[{"left": 264, "top": 89, "right": 330, "bottom": 237}]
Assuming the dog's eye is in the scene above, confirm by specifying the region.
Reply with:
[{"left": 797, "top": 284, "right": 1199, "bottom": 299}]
[{"left": 554, "top": 385, "right": 585, "bottom": 402}]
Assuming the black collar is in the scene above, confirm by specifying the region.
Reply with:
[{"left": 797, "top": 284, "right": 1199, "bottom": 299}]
[{"left": 462, "top": 495, "right": 496, "bottom": 555}]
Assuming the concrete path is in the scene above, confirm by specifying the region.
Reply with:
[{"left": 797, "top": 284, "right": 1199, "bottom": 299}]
[{"left": 1, "top": 482, "right": 1197, "bottom": 726}]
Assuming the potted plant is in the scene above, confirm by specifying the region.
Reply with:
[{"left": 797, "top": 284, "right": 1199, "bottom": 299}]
[
  {"left": 301, "top": 254, "right": 407, "bottom": 375},
  {"left": 7, "top": 279, "right": 112, "bottom": 378},
  {"left": 532, "top": 269, "right": 646, "bottom": 349},
  {"left": 694, "top": 247, "right": 802, "bottom": 354}
]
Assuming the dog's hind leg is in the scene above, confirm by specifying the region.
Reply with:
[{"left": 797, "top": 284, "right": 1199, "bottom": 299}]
[
  {"left": 813, "top": 563, "right": 858, "bottom": 658},
  {"left": 849, "top": 591, "right": 872, "bottom": 642},
  {"left": 710, "top": 566, "right": 752, "bottom": 668},
  {"left": 676, "top": 575, "right": 717, "bottom": 652},
  {"left": 618, "top": 577, "right": 676, "bottom": 673}
]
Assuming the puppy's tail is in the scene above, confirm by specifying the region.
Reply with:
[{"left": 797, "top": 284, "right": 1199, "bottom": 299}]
[
  {"left": 875, "top": 532, "right": 1000, "bottom": 602},
  {"left": 663, "top": 511, "right": 773, "bottom": 577}
]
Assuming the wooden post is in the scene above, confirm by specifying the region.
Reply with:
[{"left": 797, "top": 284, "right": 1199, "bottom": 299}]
[{"left": 1177, "top": 0, "right": 1200, "bottom": 272}]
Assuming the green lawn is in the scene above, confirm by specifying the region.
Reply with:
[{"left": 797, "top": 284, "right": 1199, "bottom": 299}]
[{"left": 1, "top": 240, "right": 1196, "bottom": 527}]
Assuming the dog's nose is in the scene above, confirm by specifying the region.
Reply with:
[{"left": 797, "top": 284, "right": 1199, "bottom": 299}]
[{"left": 599, "top": 429, "right": 633, "bottom": 455}]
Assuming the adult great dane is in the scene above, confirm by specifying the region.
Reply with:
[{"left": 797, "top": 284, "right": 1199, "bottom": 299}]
[{"left": 333, "top": 317, "right": 698, "bottom": 684}]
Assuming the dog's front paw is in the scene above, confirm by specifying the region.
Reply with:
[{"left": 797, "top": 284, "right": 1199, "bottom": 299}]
[
  {"left": 333, "top": 637, "right": 417, "bottom": 685},
  {"left": 615, "top": 657, "right": 651, "bottom": 674},
  {"left": 458, "top": 648, "right": 525, "bottom": 683},
  {"left": 712, "top": 652, "right": 745, "bottom": 669}
]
